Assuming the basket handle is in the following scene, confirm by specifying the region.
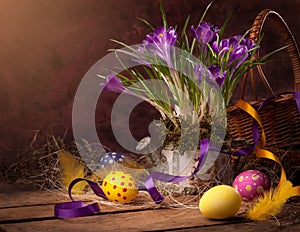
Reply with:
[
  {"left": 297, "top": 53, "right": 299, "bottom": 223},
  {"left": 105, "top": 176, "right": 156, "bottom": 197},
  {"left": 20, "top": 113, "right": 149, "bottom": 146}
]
[{"left": 241, "top": 9, "right": 300, "bottom": 100}]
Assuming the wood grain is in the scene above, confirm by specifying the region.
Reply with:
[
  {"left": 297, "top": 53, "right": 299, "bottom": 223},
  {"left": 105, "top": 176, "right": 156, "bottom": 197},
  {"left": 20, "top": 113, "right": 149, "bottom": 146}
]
[
  {"left": 0, "top": 190, "right": 299, "bottom": 231},
  {"left": 1, "top": 207, "right": 248, "bottom": 232}
]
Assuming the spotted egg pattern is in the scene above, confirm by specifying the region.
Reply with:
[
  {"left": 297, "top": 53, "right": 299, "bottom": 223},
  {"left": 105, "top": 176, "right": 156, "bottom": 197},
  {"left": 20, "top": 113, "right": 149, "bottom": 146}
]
[
  {"left": 102, "top": 171, "right": 138, "bottom": 204},
  {"left": 233, "top": 170, "right": 271, "bottom": 201},
  {"left": 99, "top": 152, "right": 125, "bottom": 168}
]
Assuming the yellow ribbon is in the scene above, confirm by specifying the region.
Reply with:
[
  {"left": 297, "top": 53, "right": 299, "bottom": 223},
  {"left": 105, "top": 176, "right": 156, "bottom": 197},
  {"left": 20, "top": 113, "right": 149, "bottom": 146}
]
[
  {"left": 235, "top": 99, "right": 300, "bottom": 196},
  {"left": 236, "top": 100, "right": 266, "bottom": 147}
]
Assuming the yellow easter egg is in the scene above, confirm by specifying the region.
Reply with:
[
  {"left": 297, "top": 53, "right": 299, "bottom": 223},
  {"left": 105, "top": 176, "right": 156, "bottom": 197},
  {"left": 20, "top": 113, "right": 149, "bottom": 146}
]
[
  {"left": 102, "top": 171, "right": 138, "bottom": 204},
  {"left": 199, "top": 185, "right": 242, "bottom": 219}
]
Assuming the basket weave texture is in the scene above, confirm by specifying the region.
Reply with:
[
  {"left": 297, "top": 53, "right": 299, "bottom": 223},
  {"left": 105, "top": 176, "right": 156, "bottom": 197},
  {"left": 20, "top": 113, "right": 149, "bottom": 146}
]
[{"left": 227, "top": 9, "right": 300, "bottom": 155}]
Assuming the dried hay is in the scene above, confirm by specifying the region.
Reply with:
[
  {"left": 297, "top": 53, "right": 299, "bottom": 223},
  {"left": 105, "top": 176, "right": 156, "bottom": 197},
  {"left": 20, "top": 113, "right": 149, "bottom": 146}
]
[{"left": 1, "top": 129, "right": 76, "bottom": 190}]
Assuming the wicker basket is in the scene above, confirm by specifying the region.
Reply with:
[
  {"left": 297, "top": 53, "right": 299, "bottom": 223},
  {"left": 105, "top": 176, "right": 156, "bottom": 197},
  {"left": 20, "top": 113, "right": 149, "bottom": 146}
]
[{"left": 227, "top": 9, "right": 300, "bottom": 178}]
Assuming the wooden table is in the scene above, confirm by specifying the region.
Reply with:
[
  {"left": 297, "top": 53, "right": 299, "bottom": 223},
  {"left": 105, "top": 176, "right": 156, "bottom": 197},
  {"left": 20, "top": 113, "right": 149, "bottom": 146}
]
[{"left": 0, "top": 188, "right": 299, "bottom": 231}]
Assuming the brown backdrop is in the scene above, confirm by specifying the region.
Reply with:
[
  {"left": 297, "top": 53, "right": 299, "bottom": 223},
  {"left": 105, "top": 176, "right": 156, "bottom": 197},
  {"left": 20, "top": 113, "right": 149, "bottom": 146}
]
[{"left": 1, "top": 0, "right": 299, "bottom": 165}]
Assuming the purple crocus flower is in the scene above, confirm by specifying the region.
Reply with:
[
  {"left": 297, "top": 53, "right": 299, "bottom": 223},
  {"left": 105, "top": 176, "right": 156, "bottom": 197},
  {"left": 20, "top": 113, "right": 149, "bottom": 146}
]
[
  {"left": 142, "top": 26, "right": 178, "bottom": 63},
  {"left": 194, "top": 63, "right": 209, "bottom": 85},
  {"left": 212, "top": 35, "right": 256, "bottom": 69},
  {"left": 100, "top": 73, "right": 127, "bottom": 93},
  {"left": 234, "top": 35, "right": 256, "bottom": 50},
  {"left": 207, "top": 65, "right": 227, "bottom": 88},
  {"left": 191, "top": 22, "right": 219, "bottom": 45},
  {"left": 194, "top": 64, "right": 225, "bottom": 89},
  {"left": 145, "top": 26, "right": 178, "bottom": 46}
]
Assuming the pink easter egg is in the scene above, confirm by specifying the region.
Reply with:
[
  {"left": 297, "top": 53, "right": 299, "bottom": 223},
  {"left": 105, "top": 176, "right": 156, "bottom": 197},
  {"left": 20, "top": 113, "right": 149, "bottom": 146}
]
[{"left": 233, "top": 170, "right": 271, "bottom": 201}]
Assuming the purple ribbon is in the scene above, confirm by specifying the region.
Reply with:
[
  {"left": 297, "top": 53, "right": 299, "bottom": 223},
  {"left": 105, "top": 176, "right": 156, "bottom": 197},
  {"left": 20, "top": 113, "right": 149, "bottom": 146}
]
[
  {"left": 232, "top": 91, "right": 300, "bottom": 157},
  {"left": 54, "top": 200, "right": 100, "bottom": 219},
  {"left": 145, "top": 138, "right": 209, "bottom": 203},
  {"left": 294, "top": 91, "right": 300, "bottom": 114},
  {"left": 54, "top": 138, "right": 210, "bottom": 218},
  {"left": 54, "top": 178, "right": 105, "bottom": 218},
  {"left": 68, "top": 178, "right": 107, "bottom": 201}
]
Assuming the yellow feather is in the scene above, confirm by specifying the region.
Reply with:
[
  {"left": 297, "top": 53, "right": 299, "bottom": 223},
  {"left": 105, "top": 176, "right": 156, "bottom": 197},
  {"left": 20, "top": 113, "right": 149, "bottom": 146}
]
[
  {"left": 57, "top": 151, "right": 88, "bottom": 194},
  {"left": 247, "top": 180, "right": 298, "bottom": 221}
]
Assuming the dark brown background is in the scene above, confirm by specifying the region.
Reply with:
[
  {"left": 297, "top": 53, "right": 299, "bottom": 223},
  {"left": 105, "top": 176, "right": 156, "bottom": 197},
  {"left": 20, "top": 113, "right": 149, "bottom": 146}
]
[{"left": 0, "top": 0, "right": 299, "bottom": 165}]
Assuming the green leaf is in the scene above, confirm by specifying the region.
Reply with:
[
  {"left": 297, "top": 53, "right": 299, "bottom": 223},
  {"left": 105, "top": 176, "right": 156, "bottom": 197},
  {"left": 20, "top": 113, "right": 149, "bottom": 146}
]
[
  {"left": 137, "top": 17, "right": 155, "bottom": 30},
  {"left": 239, "top": 27, "right": 253, "bottom": 43},
  {"left": 159, "top": 0, "right": 168, "bottom": 29},
  {"left": 219, "top": 12, "right": 232, "bottom": 38},
  {"left": 206, "top": 43, "right": 218, "bottom": 60},
  {"left": 181, "top": 15, "right": 190, "bottom": 39},
  {"left": 198, "top": 0, "right": 214, "bottom": 24},
  {"left": 259, "top": 45, "right": 288, "bottom": 62}
]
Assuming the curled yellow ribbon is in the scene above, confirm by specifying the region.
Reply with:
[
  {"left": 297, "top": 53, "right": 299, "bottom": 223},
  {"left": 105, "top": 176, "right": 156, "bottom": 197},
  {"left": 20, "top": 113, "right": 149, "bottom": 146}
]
[
  {"left": 236, "top": 99, "right": 266, "bottom": 148},
  {"left": 235, "top": 99, "right": 300, "bottom": 195}
]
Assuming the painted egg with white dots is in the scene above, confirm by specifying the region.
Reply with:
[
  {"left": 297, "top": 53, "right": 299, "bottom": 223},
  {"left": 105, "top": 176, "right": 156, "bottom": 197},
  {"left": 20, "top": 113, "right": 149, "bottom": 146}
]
[
  {"left": 102, "top": 171, "right": 138, "bottom": 204},
  {"left": 99, "top": 152, "right": 125, "bottom": 168},
  {"left": 233, "top": 170, "right": 271, "bottom": 201}
]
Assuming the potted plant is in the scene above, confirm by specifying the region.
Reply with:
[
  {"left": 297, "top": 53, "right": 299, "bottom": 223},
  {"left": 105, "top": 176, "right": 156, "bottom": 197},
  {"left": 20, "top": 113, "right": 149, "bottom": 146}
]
[{"left": 99, "top": 2, "right": 276, "bottom": 192}]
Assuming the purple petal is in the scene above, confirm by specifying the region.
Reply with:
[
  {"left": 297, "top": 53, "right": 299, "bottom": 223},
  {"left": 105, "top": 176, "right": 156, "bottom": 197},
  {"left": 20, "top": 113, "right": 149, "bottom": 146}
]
[
  {"left": 220, "top": 39, "right": 229, "bottom": 50},
  {"left": 207, "top": 65, "right": 220, "bottom": 77},
  {"left": 207, "top": 65, "right": 226, "bottom": 88},
  {"left": 194, "top": 63, "right": 211, "bottom": 84},
  {"left": 191, "top": 25, "right": 197, "bottom": 39},
  {"left": 191, "top": 21, "right": 219, "bottom": 44},
  {"left": 215, "top": 71, "right": 226, "bottom": 87},
  {"left": 166, "top": 26, "right": 177, "bottom": 45},
  {"left": 228, "top": 46, "right": 249, "bottom": 66},
  {"left": 100, "top": 73, "right": 126, "bottom": 93},
  {"left": 154, "top": 26, "right": 165, "bottom": 35},
  {"left": 142, "top": 26, "right": 178, "bottom": 63},
  {"left": 211, "top": 41, "right": 219, "bottom": 53}
]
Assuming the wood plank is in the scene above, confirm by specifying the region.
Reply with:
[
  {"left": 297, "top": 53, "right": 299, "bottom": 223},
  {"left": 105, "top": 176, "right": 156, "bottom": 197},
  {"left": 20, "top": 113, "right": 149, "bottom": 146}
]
[
  {"left": 0, "top": 190, "right": 200, "bottom": 222},
  {"left": 1, "top": 190, "right": 299, "bottom": 231},
  {"left": 0, "top": 190, "right": 70, "bottom": 208},
  {"left": 0, "top": 190, "right": 254, "bottom": 231},
  {"left": 0, "top": 205, "right": 54, "bottom": 221},
  {"left": 0, "top": 199, "right": 166, "bottom": 222},
  {"left": 1, "top": 208, "right": 250, "bottom": 232},
  {"left": 2, "top": 219, "right": 298, "bottom": 232},
  {"left": 0, "top": 189, "right": 161, "bottom": 208},
  {"left": 158, "top": 221, "right": 300, "bottom": 232}
]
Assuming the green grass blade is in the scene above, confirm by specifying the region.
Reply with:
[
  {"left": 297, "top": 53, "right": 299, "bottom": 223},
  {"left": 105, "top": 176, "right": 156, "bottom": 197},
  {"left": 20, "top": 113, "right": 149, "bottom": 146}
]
[
  {"left": 137, "top": 17, "right": 155, "bottom": 30},
  {"left": 198, "top": 0, "right": 214, "bottom": 24},
  {"left": 159, "top": 0, "right": 168, "bottom": 29},
  {"left": 219, "top": 12, "right": 232, "bottom": 38}
]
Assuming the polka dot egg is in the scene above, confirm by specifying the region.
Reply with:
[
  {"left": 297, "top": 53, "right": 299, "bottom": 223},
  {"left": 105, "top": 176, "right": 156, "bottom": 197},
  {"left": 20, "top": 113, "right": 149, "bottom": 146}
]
[
  {"left": 233, "top": 170, "right": 271, "bottom": 201},
  {"left": 102, "top": 171, "right": 138, "bottom": 204},
  {"left": 99, "top": 152, "right": 125, "bottom": 168}
]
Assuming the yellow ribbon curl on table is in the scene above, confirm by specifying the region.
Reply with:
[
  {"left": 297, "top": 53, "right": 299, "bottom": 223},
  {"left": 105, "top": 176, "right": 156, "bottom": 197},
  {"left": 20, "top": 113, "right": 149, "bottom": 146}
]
[{"left": 235, "top": 99, "right": 300, "bottom": 221}]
